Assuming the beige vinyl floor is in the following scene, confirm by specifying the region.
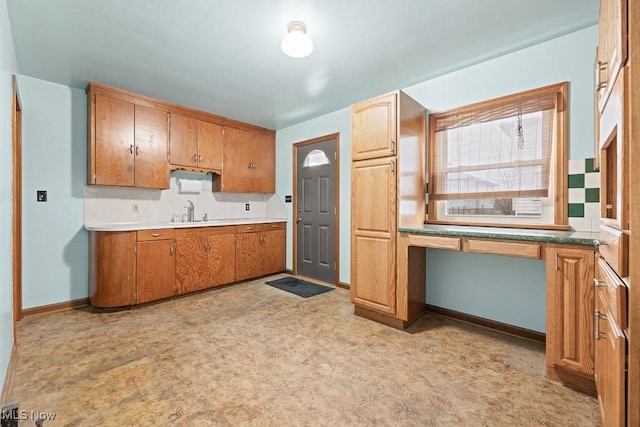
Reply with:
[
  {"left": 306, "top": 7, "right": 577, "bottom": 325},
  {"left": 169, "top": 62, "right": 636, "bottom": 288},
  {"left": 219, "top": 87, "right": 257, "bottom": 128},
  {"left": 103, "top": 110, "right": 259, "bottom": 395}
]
[{"left": 9, "top": 274, "right": 601, "bottom": 426}]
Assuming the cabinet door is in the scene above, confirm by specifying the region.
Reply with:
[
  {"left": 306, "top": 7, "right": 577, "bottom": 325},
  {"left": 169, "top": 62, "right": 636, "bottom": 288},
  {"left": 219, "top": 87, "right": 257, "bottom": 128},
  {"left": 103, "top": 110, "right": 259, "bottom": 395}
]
[
  {"left": 252, "top": 132, "right": 276, "bottom": 193},
  {"left": 235, "top": 232, "right": 262, "bottom": 281},
  {"left": 546, "top": 246, "right": 595, "bottom": 376},
  {"left": 222, "top": 126, "right": 254, "bottom": 192},
  {"left": 208, "top": 233, "right": 236, "bottom": 287},
  {"left": 198, "top": 121, "right": 224, "bottom": 170},
  {"left": 94, "top": 94, "right": 135, "bottom": 186},
  {"left": 351, "top": 235, "right": 396, "bottom": 315},
  {"left": 352, "top": 92, "right": 397, "bottom": 160},
  {"left": 597, "top": 0, "right": 627, "bottom": 111},
  {"left": 89, "top": 231, "right": 136, "bottom": 307},
  {"left": 169, "top": 113, "right": 199, "bottom": 167},
  {"left": 262, "top": 229, "right": 286, "bottom": 275},
  {"left": 136, "top": 239, "right": 176, "bottom": 303},
  {"left": 176, "top": 233, "right": 210, "bottom": 294},
  {"left": 134, "top": 105, "right": 169, "bottom": 189},
  {"left": 595, "top": 292, "right": 626, "bottom": 427},
  {"left": 352, "top": 158, "right": 397, "bottom": 234}
]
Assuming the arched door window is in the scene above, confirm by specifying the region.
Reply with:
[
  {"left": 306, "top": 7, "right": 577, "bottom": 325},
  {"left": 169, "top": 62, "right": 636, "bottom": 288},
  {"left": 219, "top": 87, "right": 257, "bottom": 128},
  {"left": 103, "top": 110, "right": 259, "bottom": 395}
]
[{"left": 302, "top": 149, "right": 330, "bottom": 167}]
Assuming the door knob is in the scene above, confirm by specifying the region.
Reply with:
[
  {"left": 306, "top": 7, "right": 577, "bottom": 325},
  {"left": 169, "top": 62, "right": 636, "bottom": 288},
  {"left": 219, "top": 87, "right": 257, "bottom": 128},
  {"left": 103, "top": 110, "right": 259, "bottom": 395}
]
[{"left": 296, "top": 217, "right": 302, "bottom": 223}]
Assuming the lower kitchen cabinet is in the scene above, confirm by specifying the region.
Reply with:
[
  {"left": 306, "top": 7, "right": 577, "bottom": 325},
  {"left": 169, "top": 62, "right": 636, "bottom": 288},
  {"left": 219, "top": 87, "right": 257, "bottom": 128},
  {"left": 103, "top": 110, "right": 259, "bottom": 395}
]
[
  {"left": 175, "top": 228, "right": 212, "bottom": 294},
  {"left": 89, "top": 222, "right": 285, "bottom": 308},
  {"left": 175, "top": 226, "right": 236, "bottom": 294},
  {"left": 89, "top": 231, "right": 136, "bottom": 308},
  {"left": 235, "top": 223, "right": 286, "bottom": 281},
  {"left": 595, "top": 289, "right": 627, "bottom": 426},
  {"left": 207, "top": 229, "right": 236, "bottom": 287},
  {"left": 545, "top": 245, "right": 596, "bottom": 393},
  {"left": 136, "top": 231, "right": 176, "bottom": 304}
]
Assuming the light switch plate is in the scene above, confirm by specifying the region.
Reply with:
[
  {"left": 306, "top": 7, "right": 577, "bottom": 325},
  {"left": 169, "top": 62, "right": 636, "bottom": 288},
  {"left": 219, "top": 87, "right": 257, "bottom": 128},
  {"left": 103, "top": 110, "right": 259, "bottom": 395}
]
[{"left": 36, "top": 190, "right": 47, "bottom": 202}]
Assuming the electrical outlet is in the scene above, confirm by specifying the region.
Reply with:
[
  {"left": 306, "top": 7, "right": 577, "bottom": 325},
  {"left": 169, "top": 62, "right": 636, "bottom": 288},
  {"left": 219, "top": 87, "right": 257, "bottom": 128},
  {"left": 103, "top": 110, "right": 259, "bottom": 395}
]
[
  {"left": 36, "top": 190, "right": 47, "bottom": 202},
  {"left": 132, "top": 203, "right": 140, "bottom": 213},
  {"left": 245, "top": 203, "right": 250, "bottom": 211}
]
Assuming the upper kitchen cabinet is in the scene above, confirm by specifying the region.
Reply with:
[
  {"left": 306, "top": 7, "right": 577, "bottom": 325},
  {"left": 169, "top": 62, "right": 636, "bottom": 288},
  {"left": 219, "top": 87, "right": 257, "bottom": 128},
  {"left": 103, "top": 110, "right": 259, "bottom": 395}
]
[
  {"left": 87, "top": 82, "right": 276, "bottom": 191},
  {"left": 596, "top": 0, "right": 627, "bottom": 112},
  {"left": 169, "top": 114, "right": 223, "bottom": 173},
  {"left": 352, "top": 92, "right": 397, "bottom": 161},
  {"left": 212, "top": 126, "right": 276, "bottom": 193},
  {"left": 88, "top": 83, "right": 169, "bottom": 189}
]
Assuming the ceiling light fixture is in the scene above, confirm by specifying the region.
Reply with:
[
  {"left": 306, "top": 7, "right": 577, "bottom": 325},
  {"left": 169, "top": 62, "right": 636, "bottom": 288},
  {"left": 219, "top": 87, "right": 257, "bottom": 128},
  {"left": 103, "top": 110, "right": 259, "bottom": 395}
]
[{"left": 281, "top": 21, "right": 313, "bottom": 58}]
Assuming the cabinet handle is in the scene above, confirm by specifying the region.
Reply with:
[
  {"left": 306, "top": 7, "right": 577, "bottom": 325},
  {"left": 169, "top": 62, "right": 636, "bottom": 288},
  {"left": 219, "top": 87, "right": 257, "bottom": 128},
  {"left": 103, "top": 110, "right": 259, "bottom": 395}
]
[
  {"left": 593, "top": 278, "right": 606, "bottom": 288},
  {"left": 554, "top": 252, "right": 559, "bottom": 271},
  {"left": 605, "top": 204, "right": 613, "bottom": 210},
  {"left": 271, "top": 224, "right": 278, "bottom": 228},
  {"left": 391, "top": 139, "right": 396, "bottom": 154},
  {"left": 248, "top": 162, "right": 252, "bottom": 169},
  {"left": 193, "top": 154, "right": 198, "bottom": 163},
  {"left": 151, "top": 233, "right": 162, "bottom": 237},
  {"left": 595, "top": 309, "right": 607, "bottom": 340},
  {"left": 170, "top": 246, "right": 174, "bottom": 256},
  {"left": 391, "top": 159, "right": 396, "bottom": 175},
  {"left": 595, "top": 60, "right": 608, "bottom": 91},
  {"left": 135, "top": 145, "right": 139, "bottom": 156},
  {"left": 199, "top": 155, "right": 203, "bottom": 163},
  {"left": 129, "top": 144, "right": 133, "bottom": 154}
]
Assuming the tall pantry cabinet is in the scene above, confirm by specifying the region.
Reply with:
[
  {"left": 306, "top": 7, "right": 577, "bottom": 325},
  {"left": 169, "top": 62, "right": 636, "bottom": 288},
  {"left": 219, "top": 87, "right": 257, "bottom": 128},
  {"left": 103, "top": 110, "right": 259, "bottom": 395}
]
[
  {"left": 595, "top": 0, "right": 639, "bottom": 425},
  {"left": 350, "top": 90, "right": 426, "bottom": 328}
]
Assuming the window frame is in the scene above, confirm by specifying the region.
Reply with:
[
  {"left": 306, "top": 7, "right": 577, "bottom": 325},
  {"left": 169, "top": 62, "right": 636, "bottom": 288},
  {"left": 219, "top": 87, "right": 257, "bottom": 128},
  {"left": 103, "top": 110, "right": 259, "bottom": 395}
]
[{"left": 427, "top": 82, "right": 569, "bottom": 230}]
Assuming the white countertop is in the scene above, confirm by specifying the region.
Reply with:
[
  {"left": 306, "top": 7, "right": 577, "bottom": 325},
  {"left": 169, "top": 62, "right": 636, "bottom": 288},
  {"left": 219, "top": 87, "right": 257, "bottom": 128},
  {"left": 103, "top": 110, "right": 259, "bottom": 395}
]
[{"left": 84, "top": 217, "right": 288, "bottom": 232}]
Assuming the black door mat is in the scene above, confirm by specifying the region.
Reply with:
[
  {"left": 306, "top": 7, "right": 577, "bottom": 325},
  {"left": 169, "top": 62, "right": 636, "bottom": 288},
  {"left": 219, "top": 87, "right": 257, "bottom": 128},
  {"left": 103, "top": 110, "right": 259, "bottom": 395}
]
[{"left": 265, "top": 276, "right": 334, "bottom": 298}]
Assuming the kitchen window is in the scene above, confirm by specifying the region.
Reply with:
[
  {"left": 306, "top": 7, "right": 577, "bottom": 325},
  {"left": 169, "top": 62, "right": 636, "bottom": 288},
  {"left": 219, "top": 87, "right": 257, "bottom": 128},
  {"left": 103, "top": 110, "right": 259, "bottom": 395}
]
[{"left": 427, "top": 82, "right": 568, "bottom": 229}]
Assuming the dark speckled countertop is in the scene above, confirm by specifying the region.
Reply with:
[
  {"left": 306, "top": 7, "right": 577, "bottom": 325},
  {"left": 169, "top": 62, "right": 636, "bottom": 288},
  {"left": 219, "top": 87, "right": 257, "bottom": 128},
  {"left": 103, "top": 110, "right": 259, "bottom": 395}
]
[{"left": 398, "top": 224, "right": 600, "bottom": 247}]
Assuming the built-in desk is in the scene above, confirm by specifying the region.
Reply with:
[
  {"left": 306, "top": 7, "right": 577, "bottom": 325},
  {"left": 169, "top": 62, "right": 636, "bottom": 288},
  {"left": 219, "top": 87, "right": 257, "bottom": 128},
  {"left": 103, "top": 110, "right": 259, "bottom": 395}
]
[
  {"left": 394, "top": 224, "right": 600, "bottom": 394},
  {"left": 395, "top": 224, "right": 599, "bottom": 324}
]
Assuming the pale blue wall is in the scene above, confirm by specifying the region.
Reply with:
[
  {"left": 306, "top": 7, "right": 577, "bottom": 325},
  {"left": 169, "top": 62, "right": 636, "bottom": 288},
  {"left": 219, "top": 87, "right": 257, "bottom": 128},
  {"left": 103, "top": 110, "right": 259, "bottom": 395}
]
[
  {"left": 0, "top": 0, "right": 18, "bottom": 398},
  {"left": 19, "top": 75, "right": 88, "bottom": 308},
  {"left": 275, "top": 26, "right": 598, "bottom": 332},
  {"left": 275, "top": 107, "right": 351, "bottom": 284}
]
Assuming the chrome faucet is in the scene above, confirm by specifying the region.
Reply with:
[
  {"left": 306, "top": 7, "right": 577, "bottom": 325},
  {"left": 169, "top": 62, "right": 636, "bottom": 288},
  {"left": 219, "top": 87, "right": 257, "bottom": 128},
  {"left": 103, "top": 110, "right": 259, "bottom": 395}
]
[{"left": 186, "top": 200, "right": 195, "bottom": 222}]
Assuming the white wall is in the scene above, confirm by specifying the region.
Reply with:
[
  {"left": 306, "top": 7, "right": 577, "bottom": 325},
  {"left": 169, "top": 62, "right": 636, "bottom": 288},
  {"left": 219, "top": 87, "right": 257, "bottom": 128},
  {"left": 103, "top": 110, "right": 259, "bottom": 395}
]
[
  {"left": 19, "top": 75, "right": 88, "bottom": 309},
  {"left": 275, "top": 26, "right": 598, "bottom": 332},
  {"left": 0, "top": 0, "right": 18, "bottom": 398}
]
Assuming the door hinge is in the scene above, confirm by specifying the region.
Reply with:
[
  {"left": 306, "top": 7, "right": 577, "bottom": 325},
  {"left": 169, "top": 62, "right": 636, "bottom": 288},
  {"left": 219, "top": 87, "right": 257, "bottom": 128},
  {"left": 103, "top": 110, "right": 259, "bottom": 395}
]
[
  {"left": 134, "top": 245, "right": 137, "bottom": 254},
  {"left": 334, "top": 207, "right": 336, "bottom": 215}
]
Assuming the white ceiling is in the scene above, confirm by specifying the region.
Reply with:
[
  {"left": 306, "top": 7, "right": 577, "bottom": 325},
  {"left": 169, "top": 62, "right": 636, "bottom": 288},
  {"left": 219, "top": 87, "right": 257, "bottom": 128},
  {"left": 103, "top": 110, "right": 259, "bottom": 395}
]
[{"left": 7, "top": 0, "right": 599, "bottom": 130}]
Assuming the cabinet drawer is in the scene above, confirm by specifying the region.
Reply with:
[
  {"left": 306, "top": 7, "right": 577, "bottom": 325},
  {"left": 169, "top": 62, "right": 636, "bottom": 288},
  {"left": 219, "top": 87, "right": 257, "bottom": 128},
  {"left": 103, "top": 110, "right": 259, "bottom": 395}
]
[
  {"left": 465, "top": 239, "right": 540, "bottom": 259},
  {"left": 137, "top": 229, "right": 175, "bottom": 241},
  {"left": 261, "top": 222, "right": 285, "bottom": 231},
  {"left": 596, "top": 224, "right": 628, "bottom": 277},
  {"left": 406, "top": 234, "right": 460, "bottom": 250},
  {"left": 235, "top": 224, "right": 261, "bottom": 234},
  {"left": 596, "top": 256, "right": 628, "bottom": 329}
]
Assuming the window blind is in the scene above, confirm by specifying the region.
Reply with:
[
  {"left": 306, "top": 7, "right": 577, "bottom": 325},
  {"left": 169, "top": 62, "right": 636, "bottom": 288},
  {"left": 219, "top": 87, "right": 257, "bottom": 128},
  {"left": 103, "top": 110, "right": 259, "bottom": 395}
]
[{"left": 430, "top": 89, "right": 558, "bottom": 201}]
